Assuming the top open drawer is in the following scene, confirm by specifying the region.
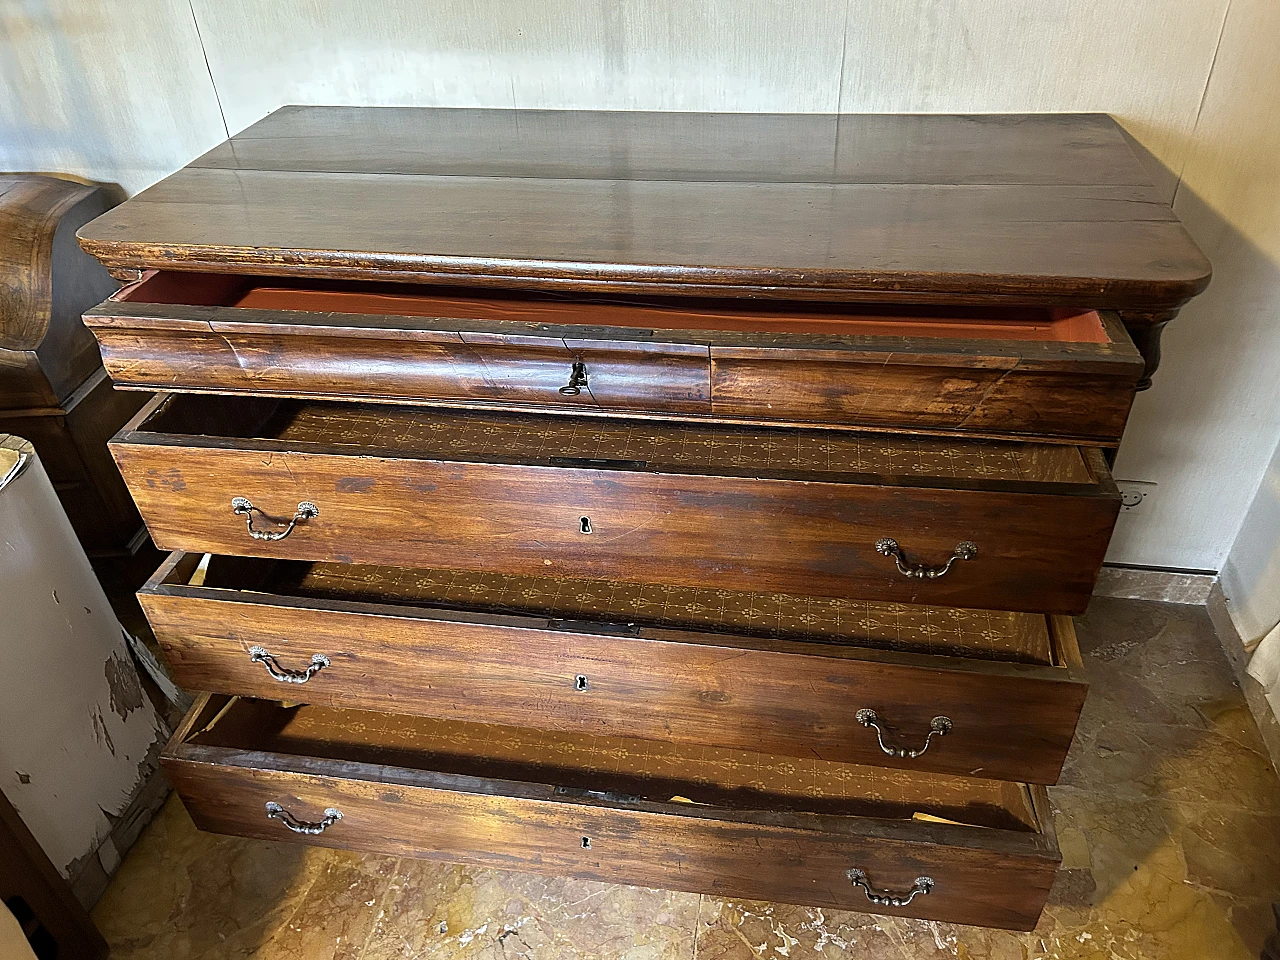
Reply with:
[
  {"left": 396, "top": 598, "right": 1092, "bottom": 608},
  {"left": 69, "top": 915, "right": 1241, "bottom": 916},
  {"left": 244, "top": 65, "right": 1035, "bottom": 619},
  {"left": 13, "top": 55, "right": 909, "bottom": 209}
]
[{"left": 85, "top": 272, "right": 1144, "bottom": 444}]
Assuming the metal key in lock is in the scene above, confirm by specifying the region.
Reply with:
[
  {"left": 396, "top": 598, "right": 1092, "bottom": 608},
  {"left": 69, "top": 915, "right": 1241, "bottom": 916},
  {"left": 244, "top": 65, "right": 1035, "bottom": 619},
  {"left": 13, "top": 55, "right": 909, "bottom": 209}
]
[{"left": 559, "top": 360, "right": 589, "bottom": 395}]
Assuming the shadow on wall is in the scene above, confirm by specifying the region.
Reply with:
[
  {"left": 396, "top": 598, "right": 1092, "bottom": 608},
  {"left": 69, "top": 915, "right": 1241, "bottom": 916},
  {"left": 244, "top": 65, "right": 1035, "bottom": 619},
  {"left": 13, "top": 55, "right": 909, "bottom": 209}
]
[{"left": 1108, "top": 172, "right": 1280, "bottom": 572}]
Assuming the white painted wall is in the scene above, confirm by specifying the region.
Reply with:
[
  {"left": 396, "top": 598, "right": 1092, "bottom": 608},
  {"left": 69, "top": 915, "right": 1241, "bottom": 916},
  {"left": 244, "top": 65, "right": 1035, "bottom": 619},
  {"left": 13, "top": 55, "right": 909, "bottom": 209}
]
[
  {"left": 1224, "top": 437, "right": 1280, "bottom": 642},
  {"left": 1225, "top": 432, "right": 1280, "bottom": 720},
  {"left": 0, "top": 0, "right": 225, "bottom": 192},
  {"left": 1215, "top": 0, "right": 1280, "bottom": 639},
  {"left": 1108, "top": 0, "right": 1280, "bottom": 573},
  {"left": 1, "top": 0, "right": 1277, "bottom": 572}
]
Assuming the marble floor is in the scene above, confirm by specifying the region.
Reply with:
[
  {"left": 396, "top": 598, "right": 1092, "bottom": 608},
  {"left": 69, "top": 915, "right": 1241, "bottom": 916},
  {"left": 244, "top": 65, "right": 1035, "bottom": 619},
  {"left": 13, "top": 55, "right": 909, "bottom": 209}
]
[{"left": 92, "top": 597, "right": 1280, "bottom": 960}]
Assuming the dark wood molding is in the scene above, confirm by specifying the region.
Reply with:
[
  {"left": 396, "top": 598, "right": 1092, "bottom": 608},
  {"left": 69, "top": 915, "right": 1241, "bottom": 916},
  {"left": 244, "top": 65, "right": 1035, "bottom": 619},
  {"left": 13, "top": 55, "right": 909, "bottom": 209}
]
[
  {"left": 78, "top": 110, "right": 1212, "bottom": 326},
  {"left": 0, "top": 175, "right": 145, "bottom": 553},
  {"left": 1117, "top": 307, "right": 1182, "bottom": 390}
]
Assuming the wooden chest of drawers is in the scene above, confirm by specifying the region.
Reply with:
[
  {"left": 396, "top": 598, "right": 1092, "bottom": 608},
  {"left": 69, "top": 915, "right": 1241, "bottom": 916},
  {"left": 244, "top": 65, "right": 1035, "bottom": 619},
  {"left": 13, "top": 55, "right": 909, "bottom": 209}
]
[{"left": 78, "top": 108, "right": 1210, "bottom": 931}]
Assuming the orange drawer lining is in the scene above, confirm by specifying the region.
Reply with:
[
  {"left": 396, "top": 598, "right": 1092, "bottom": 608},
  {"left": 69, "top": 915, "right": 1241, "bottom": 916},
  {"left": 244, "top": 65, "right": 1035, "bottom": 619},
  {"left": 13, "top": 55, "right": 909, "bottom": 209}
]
[{"left": 116, "top": 271, "right": 1109, "bottom": 343}]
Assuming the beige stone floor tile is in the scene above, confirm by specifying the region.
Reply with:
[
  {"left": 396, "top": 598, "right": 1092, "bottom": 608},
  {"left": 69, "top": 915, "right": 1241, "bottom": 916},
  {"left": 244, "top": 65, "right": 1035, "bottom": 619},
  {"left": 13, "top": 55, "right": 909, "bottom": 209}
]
[
  {"left": 696, "top": 857, "right": 1259, "bottom": 960},
  {"left": 356, "top": 858, "right": 699, "bottom": 959},
  {"left": 233, "top": 853, "right": 397, "bottom": 960},
  {"left": 693, "top": 898, "right": 916, "bottom": 959},
  {"left": 1210, "top": 896, "right": 1280, "bottom": 959},
  {"left": 90, "top": 797, "right": 377, "bottom": 959},
  {"left": 90, "top": 596, "right": 1280, "bottom": 959}
]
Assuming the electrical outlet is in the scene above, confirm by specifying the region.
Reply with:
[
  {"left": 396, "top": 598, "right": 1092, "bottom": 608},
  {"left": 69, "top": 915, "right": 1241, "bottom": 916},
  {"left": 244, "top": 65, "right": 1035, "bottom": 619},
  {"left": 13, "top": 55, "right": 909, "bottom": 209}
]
[{"left": 1115, "top": 480, "right": 1158, "bottom": 514}]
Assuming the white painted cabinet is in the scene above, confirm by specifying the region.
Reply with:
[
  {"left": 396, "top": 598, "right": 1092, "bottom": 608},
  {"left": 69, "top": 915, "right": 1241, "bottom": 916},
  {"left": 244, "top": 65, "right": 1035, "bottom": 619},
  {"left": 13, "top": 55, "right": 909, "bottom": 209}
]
[{"left": 0, "top": 436, "right": 165, "bottom": 897}]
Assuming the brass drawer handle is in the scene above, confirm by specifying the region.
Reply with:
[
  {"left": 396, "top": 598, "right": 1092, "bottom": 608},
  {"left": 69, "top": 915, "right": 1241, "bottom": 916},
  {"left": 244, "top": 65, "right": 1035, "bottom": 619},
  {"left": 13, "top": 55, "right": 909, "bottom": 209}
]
[
  {"left": 232, "top": 497, "right": 318, "bottom": 541},
  {"left": 265, "top": 802, "right": 342, "bottom": 835},
  {"left": 856, "top": 709, "right": 952, "bottom": 759},
  {"left": 249, "top": 646, "right": 330, "bottom": 684},
  {"left": 558, "top": 360, "right": 589, "bottom": 395},
  {"left": 846, "top": 869, "right": 934, "bottom": 908},
  {"left": 875, "top": 538, "right": 977, "bottom": 578}
]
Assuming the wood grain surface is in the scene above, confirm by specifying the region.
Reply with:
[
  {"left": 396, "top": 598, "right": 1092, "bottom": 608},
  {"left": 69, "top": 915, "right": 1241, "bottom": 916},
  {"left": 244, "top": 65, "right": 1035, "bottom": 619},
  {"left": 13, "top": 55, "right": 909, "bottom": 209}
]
[
  {"left": 85, "top": 272, "right": 1144, "bottom": 442},
  {"left": 0, "top": 177, "right": 145, "bottom": 552},
  {"left": 195, "top": 109, "right": 1158, "bottom": 184},
  {"left": 113, "top": 395, "right": 1121, "bottom": 613},
  {"left": 0, "top": 788, "right": 108, "bottom": 960},
  {"left": 0, "top": 175, "right": 119, "bottom": 410},
  {"left": 140, "top": 552, "right": 1085, "bottom": 783},
  {"left": 76, "top": 109, "right": 1210, "bottom": 313},
  {"left": 162, "top": 695, "right": 1060, "bottom": 930},
  {"left": 69, "top": 106, "right": 1194, "bottom": 933},
  {"left": 3, "top": 373, "right": 147, "bottom": 553}
]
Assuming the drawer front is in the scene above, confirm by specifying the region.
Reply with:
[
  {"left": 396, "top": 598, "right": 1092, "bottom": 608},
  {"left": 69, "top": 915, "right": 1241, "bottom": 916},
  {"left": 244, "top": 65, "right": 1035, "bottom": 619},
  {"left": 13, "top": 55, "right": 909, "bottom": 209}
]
[
  {"left": 163, "top": 707, "right": 1060, "bottom": 931},
  {"left": 87, "top": 278, "right": 1142, "bottom": 441},
  {"left": 141, "top": 554, "right": 1086, "bottom": 783},
  {"left": 167, "top": 765, "right": 1056, "bottom": 931},
  {"left": 115, "top": 441, "right": 1116, "bottom": 614},
  {"left": 711, "top": 347, "right": 1138, "bottom": 444},
  {"left": 565, "top": 338, "right": 710, "bottom": 412},
  {"left": 90, "top": 320, "right": 711, "bottom": 415}
]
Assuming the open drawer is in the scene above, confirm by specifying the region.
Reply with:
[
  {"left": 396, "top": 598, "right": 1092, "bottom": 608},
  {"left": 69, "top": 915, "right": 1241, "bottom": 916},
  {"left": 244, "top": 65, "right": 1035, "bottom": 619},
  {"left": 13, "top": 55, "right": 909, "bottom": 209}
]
[
  {"left": 85, "top": 271, "right": 1144, "bottom": 443},
  {"left": 163, "top": 695, "right": 1062, "bottom": 930},
  {"left": 113, "top": 394, "right": 1121, "bottom": 614},
  {"left": 141, "top": 552, "right": 1086, "bottom": 784}
]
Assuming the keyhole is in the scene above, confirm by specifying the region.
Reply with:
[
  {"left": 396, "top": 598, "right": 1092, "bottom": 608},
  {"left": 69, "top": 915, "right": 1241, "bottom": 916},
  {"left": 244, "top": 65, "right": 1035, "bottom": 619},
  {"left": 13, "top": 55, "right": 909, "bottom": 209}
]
[
  {"left": 574, "top": 674, "right": 589, "bottom": 691},
  {"left": 579, "top": 516, "right": 592, "bottom": 534},
  {"left": 581, "top": 837, "right": 591, "bottom": 849}
]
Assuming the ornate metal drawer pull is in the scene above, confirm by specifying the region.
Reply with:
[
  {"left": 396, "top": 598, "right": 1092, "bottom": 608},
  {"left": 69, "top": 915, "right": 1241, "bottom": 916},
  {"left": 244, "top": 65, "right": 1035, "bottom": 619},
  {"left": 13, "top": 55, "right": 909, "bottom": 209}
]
[
  {"left": 846, "top": 869, "right": 934, "bottom": 907},
  {"left": 856, "top": 709, "right": 952, "bottom": 759},
  {"left": 875, "top": 538, "right": 977, "bottom": 579},
  {"left": 265, "top": 802, "right": 342, "bottom": 835},
  {"left": 558, "top": 360, "right": 589, "bottom": 395},
  {"left": 231, "top": 497, "right": 318, "bottom": 541},
  {"left": 249, "top": 646, "right": 330, "bottom": 684}
]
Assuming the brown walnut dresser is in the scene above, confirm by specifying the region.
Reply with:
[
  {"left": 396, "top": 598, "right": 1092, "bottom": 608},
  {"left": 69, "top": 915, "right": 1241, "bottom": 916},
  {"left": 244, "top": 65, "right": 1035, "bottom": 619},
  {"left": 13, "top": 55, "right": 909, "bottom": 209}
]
[{"left": 77, "top": 108, "right": 1210, "bottom": 931}]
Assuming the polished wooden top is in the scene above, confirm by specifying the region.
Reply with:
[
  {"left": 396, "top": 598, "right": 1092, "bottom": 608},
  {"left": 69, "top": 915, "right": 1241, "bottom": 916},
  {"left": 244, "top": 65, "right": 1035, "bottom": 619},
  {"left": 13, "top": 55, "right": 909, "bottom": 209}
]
[{"left": 78, "top": 107, "right": 1210, "bottom": 308}]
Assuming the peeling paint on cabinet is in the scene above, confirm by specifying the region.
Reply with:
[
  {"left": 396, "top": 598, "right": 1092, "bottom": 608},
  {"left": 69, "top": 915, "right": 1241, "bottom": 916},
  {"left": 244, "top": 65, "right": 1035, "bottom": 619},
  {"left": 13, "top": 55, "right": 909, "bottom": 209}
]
[{"left": 0, "top": 435, "right": 166, "bottom": 890}]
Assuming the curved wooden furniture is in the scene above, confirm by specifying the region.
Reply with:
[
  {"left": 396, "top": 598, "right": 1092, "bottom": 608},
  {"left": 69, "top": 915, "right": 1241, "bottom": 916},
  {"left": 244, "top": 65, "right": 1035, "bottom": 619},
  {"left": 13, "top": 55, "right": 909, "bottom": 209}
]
[{"left": 0, "top": 175, "right": 145, "bottom": 553}]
